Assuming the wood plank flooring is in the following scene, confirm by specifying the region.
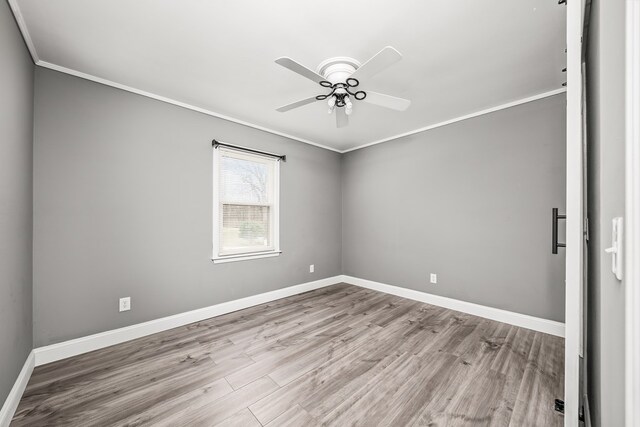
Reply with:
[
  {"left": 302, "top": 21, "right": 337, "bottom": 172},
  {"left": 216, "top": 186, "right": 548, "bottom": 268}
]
[{"left": 11, "top": 283, "right": 564, "bottom": 426}]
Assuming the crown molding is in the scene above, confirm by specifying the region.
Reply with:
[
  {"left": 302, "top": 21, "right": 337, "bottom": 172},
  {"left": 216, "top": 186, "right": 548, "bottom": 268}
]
[
  {"left": 340, "top": 87, "right": 567, "bottom": 153},
  {"left": 8, "top": 0, "right": 567, "bottom": 155},
  {"left": 7, "top": 0, "right": 39, "bottom": 63},
  {"left": 37, "top": 59, "right": 568, "bottom": 156},
  {"left": 35, "top": 61, "right": 342, "bottom": 153},
  {"left": 8, "top": 0, "right": 339, "bottom": 153}
]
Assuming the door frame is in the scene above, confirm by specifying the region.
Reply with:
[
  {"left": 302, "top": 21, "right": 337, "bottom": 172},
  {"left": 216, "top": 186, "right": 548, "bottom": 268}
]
[
  {"left": 625, "top": 1, "right": 640, "bottom": 425},
  {"left": 565, "top": 0, "right": 585, "bottom": 424}
]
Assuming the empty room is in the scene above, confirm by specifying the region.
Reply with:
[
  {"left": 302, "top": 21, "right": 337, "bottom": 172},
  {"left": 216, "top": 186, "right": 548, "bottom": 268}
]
[{"left": 1, "top": 0, "right": 638, "bottom": 426}]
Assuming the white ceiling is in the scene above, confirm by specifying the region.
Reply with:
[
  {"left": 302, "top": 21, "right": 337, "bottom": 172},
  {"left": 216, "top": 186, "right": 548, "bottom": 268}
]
[{"left": 11, "top": 0, "right": 566, "bottom": 152}]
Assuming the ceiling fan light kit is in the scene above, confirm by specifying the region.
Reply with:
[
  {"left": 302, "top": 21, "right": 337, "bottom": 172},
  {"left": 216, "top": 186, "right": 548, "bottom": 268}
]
[{"left": 275, "top": 47, "right": 411, "bottom": 127}]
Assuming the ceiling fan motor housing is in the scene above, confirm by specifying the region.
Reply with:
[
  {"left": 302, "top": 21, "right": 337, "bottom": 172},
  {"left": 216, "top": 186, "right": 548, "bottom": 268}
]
[{"left": 316, "top": 57, "right": 361, "bottom": 85}]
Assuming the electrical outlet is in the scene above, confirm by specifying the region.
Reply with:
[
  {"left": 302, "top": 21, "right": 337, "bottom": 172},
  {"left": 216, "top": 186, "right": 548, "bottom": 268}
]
[
  {"left": 119, "top": 297, "right": 131, "bottom": 312},
  {"left": 309, "top": 264, "right": 315, "bottom": 273},
  {"left": 430, "top": 273, "right": 437, "bottom": 284}
]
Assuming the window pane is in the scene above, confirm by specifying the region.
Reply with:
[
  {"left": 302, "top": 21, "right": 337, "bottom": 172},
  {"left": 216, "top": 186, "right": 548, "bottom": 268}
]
[
  {"left": 221, "top": 204, "right": 271, "bottom": 253},
  {"left": 221, "top": 155, "right": 270, "bottom": 204}
]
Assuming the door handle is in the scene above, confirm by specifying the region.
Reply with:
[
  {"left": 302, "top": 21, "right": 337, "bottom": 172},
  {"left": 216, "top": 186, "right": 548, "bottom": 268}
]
[
  {"left": 605, "top": 217, "right": 624, "bottom": 280},
  {"left": 552, "top": 208, "right": 566, "bottom": 254}
]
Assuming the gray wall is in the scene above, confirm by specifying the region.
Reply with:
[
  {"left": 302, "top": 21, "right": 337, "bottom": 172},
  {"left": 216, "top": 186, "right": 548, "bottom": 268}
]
[
  {"left": 33, "top": 68, "right": 342, "bottom": 347},
  {"left": 0, "top": 0, "right": 34, "bottom": 405},
  {"left": 585, "top": 0, "right": 626, "bottom": 425},
  {"left": 31, "top": 52, "right": 568, "bottom": 347},
  {"left": 342, "top": 94, "right": 566, "bottom": 322}
]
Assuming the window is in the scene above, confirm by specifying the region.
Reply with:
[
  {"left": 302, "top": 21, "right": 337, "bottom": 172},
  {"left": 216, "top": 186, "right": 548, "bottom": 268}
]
[{"left": 213, "top": 146, "right": 280, "bottom": 263}]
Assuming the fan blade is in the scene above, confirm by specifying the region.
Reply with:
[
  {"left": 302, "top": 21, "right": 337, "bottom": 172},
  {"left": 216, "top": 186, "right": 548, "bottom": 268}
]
[
  {"left": 276, "top": 96, "right": 319, "bottom": 112},
  {"left": 275, "top": 57, "right": 326, "bottom": 84},
  {"left": 336, "top": 108, "right": 349, "bottom": 128},
  {"left": 363, "top": 91, "right": 411, "bottom": 111},
  {"left": 350, "top": 46, "right": 402, "bottom": 81}
]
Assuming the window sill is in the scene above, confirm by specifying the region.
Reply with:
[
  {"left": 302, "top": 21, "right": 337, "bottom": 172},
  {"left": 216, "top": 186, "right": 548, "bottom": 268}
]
[{"left": 212, "top": 251, "right": 281, "bottom": 264}]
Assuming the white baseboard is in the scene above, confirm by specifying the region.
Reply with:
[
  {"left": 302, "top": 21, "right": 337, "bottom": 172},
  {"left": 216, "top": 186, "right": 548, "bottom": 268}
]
[
  {"left": 34, "top": 276, "right": 341, "bottom": 366},
  {"left": 340, "top": 275, "right": 565, "bottom": 337},
  {"left": 32, "top": 273, "right": 564, "bottom": 368},
  {"left": 0, "top": 351, "right": 35, "bottom": 427}
]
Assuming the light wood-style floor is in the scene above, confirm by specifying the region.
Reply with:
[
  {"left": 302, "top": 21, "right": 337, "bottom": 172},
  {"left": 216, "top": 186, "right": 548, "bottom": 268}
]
[{"left": 12, "top": 283, "right": 564, "bottom": 426}]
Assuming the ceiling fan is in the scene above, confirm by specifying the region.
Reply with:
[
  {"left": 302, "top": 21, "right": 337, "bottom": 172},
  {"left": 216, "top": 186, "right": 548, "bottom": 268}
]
[{"left": 275, "top": 46, "right": 411, "bottom": 128}]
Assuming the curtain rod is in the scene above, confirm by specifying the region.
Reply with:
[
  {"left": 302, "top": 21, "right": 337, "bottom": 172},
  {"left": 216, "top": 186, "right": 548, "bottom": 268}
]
[{"left": 212, "top": 140, "right": 286, "bottom": 162}]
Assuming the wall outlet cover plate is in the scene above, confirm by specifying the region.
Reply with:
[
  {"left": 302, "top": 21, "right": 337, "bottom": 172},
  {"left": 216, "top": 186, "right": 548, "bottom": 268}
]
[{"left": 119, "top": 297, "right": 131, "bottom": 312}]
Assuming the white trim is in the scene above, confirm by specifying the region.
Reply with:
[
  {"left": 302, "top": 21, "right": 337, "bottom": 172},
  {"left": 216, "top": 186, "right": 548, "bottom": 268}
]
[
  {"left": 340, "top": 88, "right": 567, "bottom": 153},
  {"left": 273, "top": 158, "right": 281, "bottom": 256},
  {"left": 341, "top": 275, "right": 565, "bottom": 337},
  {"left": 212, "top": 251, "right": 281, "bottom": 264},
  {"left": 565, "top": 0, "right": 584, "bottom": 423},
  {"left": 626, "top": 1, "right": 640, "bottom": 425},
  {"left": 0, "top": 351, "right": 35, "bottom": 427},
  {"left": 35, "top": 61, "right": 340, "bottom": 153},
  {"left": 212, "top": 146, "right": 220, "bottom": 259},
  {"left": 212, "top": 146, "right": 280, "bottom": 261},
  {"left": 30, "top": 274, "right": 567, "bottom": 369},
  {"left": 6, "top": 0, "right": 39, "bottom": 63},
  {"left": 35, "top": 61, "right": 566, "bottom": 156},
  {"left": 33, "top": 275, "right": 341, "bottom": 366},
  {"left": 7, "top": 0, "right": 568, "bottom": 155}
]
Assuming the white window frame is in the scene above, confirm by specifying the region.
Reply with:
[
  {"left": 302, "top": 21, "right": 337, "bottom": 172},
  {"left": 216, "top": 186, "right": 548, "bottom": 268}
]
[{"left": 212, "top": 145, "right": 281, "bottom": 264}]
